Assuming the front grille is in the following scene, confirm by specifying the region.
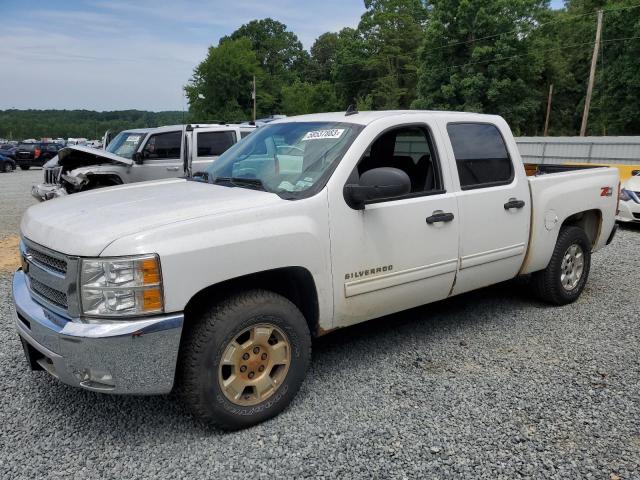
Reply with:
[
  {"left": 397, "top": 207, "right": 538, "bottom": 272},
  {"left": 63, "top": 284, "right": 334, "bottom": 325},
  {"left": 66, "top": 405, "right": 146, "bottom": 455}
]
[
  {"left": 44, "top": 166, "right": 62, "bottom": 184},
  {"left": 26, "top": 247, "right": 67, "bottom": 275},
  {"left": 29, "top": 277, "right": 68, "bottom": 308}
]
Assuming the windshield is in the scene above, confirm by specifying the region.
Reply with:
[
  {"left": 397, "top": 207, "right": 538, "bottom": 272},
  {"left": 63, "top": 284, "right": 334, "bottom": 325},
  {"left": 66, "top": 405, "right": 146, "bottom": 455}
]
[
  {"left": 105, "top": 131, "right": 146, "bottom": 159},
  {"left": 205, "top": 121, "right": 362, "bottom": 197}
]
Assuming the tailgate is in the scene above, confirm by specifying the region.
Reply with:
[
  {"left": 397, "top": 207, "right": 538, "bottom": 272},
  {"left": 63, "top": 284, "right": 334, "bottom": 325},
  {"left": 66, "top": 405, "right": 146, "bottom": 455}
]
[{"left": 521, "top": 166, "right": 619, "bottom": 274}]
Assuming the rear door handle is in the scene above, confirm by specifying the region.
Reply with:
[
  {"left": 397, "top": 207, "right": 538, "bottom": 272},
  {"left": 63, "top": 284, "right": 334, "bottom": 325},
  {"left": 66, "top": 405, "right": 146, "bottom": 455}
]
[
  {"left": 504, "top": 198, "right": 525, "bottom": 209},
  {"left": 166, "top": 166, "right": 180, "bottom": 171},
  {"left": 426, "top": 211, "right": 455, "bottom": 224}
]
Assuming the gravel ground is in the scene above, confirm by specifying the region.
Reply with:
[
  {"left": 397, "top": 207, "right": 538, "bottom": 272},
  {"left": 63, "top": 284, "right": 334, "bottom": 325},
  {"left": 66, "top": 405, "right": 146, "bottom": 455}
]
[{"left": 1, "top": 170, "right": 639, "bottom": 479}]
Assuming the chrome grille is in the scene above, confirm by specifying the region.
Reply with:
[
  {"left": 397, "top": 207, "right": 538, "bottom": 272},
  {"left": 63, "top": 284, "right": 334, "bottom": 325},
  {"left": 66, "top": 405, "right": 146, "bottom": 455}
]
[
  {"left": 29, "top": 277, "right": 68, "bottom": 308},
  {"left": 44, "top": 166, "right": 62, "bottom": 184},
  {"left": 22, "top": 238, "right": 79, "bottom": 317},
  {"left": 26, "top": 246, "right": 67, "bottom": 275}
]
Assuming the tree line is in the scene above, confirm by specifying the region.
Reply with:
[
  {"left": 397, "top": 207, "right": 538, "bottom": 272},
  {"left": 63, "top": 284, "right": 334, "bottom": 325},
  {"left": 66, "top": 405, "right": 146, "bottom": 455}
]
[
  {"left": 0, "top": 110, "right": 184, "bottom": 141},
  {"left": 185, "top": 0, "right": 640, "bottom": 136}
]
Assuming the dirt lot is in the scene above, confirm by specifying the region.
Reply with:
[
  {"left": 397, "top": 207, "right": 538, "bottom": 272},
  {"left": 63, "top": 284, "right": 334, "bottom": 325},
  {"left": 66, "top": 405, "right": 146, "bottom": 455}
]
[{"left": 1, "top": 168, "right": 639, "bottom": 479}]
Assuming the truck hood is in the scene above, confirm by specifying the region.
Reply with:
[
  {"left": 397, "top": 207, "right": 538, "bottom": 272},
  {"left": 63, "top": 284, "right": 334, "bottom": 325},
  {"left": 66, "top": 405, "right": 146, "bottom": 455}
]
[
  {"left": 21, "top": 179, "right": 283, "bottom": 256},
  {"left": 44, "top": 145, "right": 133, "bottom": 169}
]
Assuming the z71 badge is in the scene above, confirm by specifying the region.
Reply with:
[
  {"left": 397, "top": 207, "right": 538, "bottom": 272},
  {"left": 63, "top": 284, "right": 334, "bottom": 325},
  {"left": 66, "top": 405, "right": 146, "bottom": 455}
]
[
  {"left": 345, "top": 265, "right": 393, "bottom": 280},
  {"left": 600, "top": 186, "right": 614, "bottom": 197}
]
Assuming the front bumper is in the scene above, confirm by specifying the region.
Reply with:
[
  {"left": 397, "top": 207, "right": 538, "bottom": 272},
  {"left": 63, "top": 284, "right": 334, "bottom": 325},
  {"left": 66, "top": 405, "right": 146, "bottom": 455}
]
[
  {"left": 12, "top": 270, "right": 184, "bottom": 394},
  {"left": 616, "top": 200, "right": 640, "bottom": 223},
  {"left": 31, "top": 183, "right": 67, "bottom": 202}
]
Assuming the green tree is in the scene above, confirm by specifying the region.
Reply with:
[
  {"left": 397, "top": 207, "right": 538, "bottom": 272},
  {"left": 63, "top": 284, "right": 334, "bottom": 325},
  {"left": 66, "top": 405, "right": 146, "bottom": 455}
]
[
  {"left": 184, "top": 37, "right": 261, "bottom": 122},
  {"left": 413, "top": 0, "right": 548, "bottom": 134},
  {"left": 281, "top": 81, "right": 342, "bottom": 115},
  {"left": 358, "top": 0, "right": 429, "bottom": 108},
  {"left": 222, "top": 18, "right": 309, "bottom": 114},
  {"left": 309, "top": 32, "right": 340, "bottom": 82}
]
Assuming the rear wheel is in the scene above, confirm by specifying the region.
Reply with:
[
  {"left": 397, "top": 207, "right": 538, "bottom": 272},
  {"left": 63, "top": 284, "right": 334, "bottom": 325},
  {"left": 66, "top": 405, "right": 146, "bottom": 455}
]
[
  {"left": 19, "top": 165, "right": 30, "bottom": 170},
  {"left": 2, "top": 162, "right": 12, "bottom": 173},
  {"left": 532, "top": 226, "right": 591, "bottom": 305},
  {"left": 179, "top": 290, "right": 311, "bottom": 430}
]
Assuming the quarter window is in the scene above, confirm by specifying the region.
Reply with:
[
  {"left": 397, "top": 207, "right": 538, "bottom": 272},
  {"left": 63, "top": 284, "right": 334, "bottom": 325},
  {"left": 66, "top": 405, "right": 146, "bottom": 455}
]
[
  {"left": 447, "top": 123, "right": 513, "bottom": 189},
  {"left": 197, "top": 131, "right": 236, "bottom": 157}
]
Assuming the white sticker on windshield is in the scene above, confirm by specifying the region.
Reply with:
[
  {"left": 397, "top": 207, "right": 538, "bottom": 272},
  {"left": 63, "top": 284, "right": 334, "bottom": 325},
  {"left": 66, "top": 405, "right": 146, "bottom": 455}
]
[
  {"left": 301, "top": 129, "right": 345, "bottom": 141},
  {"left": 126, "top": 135, "right": 141, "bottom": 143}
]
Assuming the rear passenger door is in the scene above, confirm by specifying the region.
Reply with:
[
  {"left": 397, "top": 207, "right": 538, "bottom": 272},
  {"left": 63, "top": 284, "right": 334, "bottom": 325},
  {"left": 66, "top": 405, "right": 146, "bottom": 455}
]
[
  {"left": 442, "top": 121, "right": 531, "bottom": 295},
  {"left": 192, "top": 128, "right": 237, "bottom": 173}
]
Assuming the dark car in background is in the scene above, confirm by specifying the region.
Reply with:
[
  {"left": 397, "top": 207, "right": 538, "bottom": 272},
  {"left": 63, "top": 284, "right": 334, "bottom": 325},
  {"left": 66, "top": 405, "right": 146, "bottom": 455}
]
[
  {"left": 15, "top": 142, "right": 60, "bottom": 170},
  {"left": 0, "top": 144, "right": 17, "bottom": 160},
  {"left": 0, "top": 153, "right": 16, "bottom": 172}
]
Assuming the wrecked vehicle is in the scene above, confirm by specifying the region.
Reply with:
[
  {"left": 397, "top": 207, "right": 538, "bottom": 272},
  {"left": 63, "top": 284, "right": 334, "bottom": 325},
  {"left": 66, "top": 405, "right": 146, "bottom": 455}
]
[{"left": 33, "top": 124, "right": 256, "bottom": 201}]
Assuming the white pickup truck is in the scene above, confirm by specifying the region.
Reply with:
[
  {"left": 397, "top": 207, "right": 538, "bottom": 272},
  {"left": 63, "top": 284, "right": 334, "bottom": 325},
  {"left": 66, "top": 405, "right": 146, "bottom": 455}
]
[
  {"left": 32, "top": 123, "right": 256, "bottom": 200},
  {"left": 12, "top": 110, "right": 619, "bottom": 430}
]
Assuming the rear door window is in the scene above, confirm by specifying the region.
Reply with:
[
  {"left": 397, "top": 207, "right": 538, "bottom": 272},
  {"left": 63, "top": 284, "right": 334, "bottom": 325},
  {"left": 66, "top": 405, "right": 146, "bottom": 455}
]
[
  {"left": 447, "top": 123, "right": 513, "bottom": 189},
  {"left": 197, "top": 131, "right": 236, "bottom": 157}
]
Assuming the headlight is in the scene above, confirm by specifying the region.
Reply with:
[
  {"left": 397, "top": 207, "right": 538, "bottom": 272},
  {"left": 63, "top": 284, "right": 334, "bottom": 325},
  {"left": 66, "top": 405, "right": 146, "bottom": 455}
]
[
  {"left": 80, "top": 254, "right": 163, "bottom": 317},
  {"left": 620, "top": 188, "right": 631, "bottom": 202}
]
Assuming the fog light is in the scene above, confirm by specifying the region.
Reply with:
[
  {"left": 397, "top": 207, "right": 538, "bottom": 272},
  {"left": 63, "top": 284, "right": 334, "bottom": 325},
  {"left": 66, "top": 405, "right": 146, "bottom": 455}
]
[{"left": 75, "top": 368, "right": 115, "bottom": 389}]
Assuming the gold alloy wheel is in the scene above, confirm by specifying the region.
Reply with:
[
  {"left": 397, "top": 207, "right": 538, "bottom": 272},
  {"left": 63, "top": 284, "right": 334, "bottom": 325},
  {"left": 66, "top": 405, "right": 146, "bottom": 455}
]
[{"left": 218, "top": 323, "right": 291, "bottom": 406}]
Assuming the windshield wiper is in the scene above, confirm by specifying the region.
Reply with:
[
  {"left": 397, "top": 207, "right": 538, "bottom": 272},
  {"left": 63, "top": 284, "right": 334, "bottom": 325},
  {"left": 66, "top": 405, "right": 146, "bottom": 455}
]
[{"left": 212, "top": 176, "right": 266, "bottom": 191}]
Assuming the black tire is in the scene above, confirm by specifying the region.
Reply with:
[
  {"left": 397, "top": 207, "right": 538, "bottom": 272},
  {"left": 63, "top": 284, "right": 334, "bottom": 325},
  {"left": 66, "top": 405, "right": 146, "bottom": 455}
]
[
  {"left": 19, "top": 165, "right": 30, "bottom": 170},
  {"left": 532, "top": 226, "right": 591, "bottom": 305},
  {"left": 2, "top": 162, "right": 12, "bottom": 173},
  {"left": 179, "top": 289, "right": 311, "bottom": 430}
]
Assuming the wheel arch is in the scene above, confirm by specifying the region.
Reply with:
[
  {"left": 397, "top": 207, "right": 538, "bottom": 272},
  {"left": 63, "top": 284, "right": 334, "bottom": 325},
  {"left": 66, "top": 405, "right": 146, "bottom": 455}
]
[
  {"left": 183, "top": 266, "right": 320, "bottom": 337},
  {"left": 560, "top": 208, "right": 602, "bottom": 248}
]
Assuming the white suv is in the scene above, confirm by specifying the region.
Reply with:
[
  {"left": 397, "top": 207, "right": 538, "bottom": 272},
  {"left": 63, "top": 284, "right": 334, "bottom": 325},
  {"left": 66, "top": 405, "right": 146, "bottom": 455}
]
[{"left": 33, "top": 124, "right": 256, "bottom": 200}]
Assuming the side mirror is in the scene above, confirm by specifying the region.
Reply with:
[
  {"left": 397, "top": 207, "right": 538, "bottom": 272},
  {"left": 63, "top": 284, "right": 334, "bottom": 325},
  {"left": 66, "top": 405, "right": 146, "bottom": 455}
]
[
  {"left": 344, "top": 167, "right": 411, "bottom": 210},
  {"left": 132, "top": 152, "right": 144, "bottom": 164}
]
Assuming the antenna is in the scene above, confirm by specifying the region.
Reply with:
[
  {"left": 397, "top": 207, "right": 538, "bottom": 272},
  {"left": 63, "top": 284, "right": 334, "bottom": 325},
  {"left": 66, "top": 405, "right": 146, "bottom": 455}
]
[{"left": 345, "top": 104, "right": 358, "bottom": 116}]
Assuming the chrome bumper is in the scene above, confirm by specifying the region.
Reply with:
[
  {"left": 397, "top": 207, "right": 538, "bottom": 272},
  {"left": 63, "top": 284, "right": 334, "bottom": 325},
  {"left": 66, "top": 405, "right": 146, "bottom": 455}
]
[
  {"left": 12, "top": 270, "right": 184, "bottom": 394},
  {"left": 31, "top": 183, "right": 67, "bottom": 202}
]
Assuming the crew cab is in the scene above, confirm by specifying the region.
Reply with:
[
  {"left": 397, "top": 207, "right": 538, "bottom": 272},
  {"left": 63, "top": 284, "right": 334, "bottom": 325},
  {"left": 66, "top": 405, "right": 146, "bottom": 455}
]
[
  {"left": 32, "top": 124, "right": 256, "bottom": 200},
  {"left": 12, "top": 111, "right": 619, "bottom": 430}
]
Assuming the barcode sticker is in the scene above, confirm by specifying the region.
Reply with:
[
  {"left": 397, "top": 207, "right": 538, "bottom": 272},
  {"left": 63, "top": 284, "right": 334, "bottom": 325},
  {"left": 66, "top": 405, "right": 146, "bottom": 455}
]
[{"left": 301, "top": 129, "right": 345, "bottom": 141}]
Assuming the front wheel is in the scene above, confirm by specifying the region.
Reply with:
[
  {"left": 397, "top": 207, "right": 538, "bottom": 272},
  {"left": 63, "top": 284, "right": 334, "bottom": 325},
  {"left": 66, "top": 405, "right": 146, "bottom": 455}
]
[
  {"left": 2, "top": 162, "right": 13, "bottom": 173},
  {"left": 179, "top": 290, "right": 311, "bottom": 430},
  {"left": 532, "top": 226, "right": 591, "bottom": 305}
]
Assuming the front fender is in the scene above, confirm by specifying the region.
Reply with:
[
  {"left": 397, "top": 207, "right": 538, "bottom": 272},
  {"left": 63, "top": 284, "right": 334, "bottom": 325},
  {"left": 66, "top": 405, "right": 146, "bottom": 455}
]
[{"left": 100, "top": 191, "right": 334, "bottom": 326}]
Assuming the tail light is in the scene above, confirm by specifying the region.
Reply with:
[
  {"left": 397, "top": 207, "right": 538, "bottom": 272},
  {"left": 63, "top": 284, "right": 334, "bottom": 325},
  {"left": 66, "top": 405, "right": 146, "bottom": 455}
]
[{"left": 34, "top": 147, "right": 41, "bottom": 159}]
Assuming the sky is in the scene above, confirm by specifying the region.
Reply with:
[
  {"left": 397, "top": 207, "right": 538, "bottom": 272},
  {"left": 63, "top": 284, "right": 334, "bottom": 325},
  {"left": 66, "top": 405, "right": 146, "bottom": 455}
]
[{"left": 0, "top": 0, "right": 565, "bottom": 112}]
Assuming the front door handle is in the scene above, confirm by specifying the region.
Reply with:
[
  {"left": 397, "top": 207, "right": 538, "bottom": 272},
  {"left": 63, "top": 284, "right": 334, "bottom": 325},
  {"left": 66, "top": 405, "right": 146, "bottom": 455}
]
[
  {"left": 504, "top": 198, "right": 525, "bottom": 209},
  {"left": 426, "top": 211, "right": 455, "bottom": 224},
  {"left": 166, "top": 166, "right": 180, "bottom": 171}
]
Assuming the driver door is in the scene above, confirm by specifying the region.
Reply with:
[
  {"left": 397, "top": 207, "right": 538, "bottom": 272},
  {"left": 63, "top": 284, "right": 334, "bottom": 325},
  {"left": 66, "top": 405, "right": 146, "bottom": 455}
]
[
  {"left": 130, "top": 131, "right": 183, "bottom": 182},
  {"left": 328, "top": 121, "right": 460, "bottom": 328}
]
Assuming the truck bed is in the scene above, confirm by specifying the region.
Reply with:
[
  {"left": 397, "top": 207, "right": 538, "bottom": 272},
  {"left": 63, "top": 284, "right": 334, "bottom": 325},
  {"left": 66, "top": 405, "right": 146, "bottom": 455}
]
[{"left": 521, "top": 164, "right": 619, "bottom": 275}]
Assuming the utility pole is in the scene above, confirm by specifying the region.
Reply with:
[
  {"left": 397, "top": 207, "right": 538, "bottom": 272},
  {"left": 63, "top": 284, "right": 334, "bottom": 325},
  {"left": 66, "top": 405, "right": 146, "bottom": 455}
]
[
  {"left": 580, "top": 9, "right": 603, "bottom": 136},
  {"left": 544, "top": 83, "right": 553, "bottom": 137},
  {"left": 252, "top": 75, "right": 257, "bottom": 123}
]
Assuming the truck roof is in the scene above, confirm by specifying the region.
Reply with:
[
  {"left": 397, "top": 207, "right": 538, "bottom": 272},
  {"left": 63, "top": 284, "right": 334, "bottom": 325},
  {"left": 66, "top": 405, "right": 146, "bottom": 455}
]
[
  {"left": 122, "top": 124, "right": 256, "bottom": 134},
  {"left": 271, "top": 110, "right": 504, "bottom": 126}
]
